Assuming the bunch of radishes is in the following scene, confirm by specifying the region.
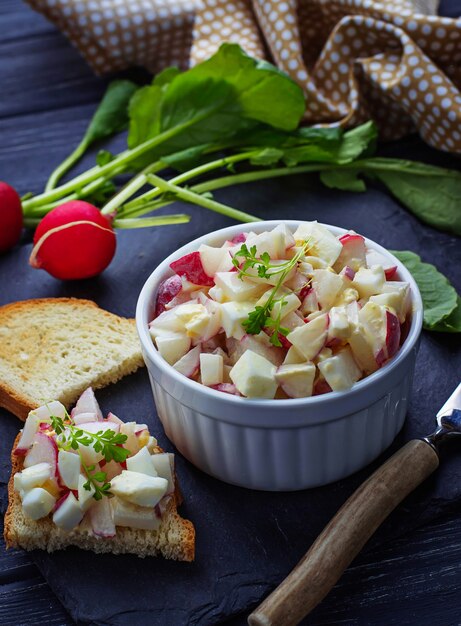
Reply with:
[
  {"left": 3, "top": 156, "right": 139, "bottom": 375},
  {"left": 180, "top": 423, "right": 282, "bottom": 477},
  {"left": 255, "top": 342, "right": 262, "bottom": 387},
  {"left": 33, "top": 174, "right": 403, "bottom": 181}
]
[{"left": 1, "top": 181, "right": 115, "bottom": 280}]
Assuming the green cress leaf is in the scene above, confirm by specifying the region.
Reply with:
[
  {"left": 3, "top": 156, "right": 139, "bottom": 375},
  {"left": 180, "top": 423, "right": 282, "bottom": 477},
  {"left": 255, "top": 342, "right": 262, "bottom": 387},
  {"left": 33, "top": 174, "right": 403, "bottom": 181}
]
[
  {"left": 127, "top": 43, "right": 305, "bottom": 166},
  {"left": 373, "top": 163, "right": 461, "bottom": 236},
  {"left": 391, "top": 250, "right": 460, "bottom": 331},
  {"left": 320, "top": 169, "right": 366, "bottom": 192}
]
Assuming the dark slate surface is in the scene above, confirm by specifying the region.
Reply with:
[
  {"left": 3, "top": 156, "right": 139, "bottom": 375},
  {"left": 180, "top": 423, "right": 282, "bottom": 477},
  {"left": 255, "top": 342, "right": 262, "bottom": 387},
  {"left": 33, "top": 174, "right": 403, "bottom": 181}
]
[{"left": 1, "top": 1, "right": 461, "bottom": 625}]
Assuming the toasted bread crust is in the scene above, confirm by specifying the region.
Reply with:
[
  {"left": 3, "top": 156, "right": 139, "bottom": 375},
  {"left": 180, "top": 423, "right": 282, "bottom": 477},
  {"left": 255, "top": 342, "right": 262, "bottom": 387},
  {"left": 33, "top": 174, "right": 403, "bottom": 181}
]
[
  {"left": 4, "top": 434, "right": 195, "bottom": 561},
  {"left": 0, "top": 298, "right": 144, "bottom": 421}
]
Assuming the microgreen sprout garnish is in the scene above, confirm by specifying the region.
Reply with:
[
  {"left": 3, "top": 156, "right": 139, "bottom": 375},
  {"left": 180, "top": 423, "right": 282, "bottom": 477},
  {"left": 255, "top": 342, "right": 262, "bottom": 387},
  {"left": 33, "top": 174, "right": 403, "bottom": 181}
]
[
  {"left": 80, "top": 461, "right": 111, "bottom": 501},
  {"left": 233, "top": 240, "right": 311, "bottom": 344},
  {"left": 48, "top": 411, "right": 130, "bottom": 500}
]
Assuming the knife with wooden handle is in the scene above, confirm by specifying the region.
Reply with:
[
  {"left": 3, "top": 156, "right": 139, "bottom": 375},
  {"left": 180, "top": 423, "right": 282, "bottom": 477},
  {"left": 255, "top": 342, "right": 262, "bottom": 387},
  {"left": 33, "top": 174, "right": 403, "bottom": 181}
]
[{"left": 248, "top": 382, "right": 461, "bottom": 626}]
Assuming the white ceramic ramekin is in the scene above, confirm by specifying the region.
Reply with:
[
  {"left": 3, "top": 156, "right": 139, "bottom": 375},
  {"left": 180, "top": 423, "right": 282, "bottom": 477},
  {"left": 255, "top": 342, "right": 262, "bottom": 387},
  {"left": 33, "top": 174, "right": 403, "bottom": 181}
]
[{"left": 136, "top": 221, "right": 423, "bottom": 491}]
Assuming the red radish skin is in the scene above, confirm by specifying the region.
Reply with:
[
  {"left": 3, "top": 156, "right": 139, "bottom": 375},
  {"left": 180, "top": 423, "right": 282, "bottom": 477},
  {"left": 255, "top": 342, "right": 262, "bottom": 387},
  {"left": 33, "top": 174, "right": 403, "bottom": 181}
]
[
  {"left": 299, "top": 285, "right": 313, "bottom": 301},
  {"left": 0, "top": 182, "right": 23, "bottom": 253},
  {"left": 210, "top": 383, "right": 241, "bottom": 395},
  {"left": 155, "top": 275, "right": 183, "bottom": 316},
  {"left": 30, "top": 201, "right": 116, "bottom": 280},
  {"left": 170, "top": 251, "right": 214, "bottom": 286},
  {"left": 385, "top": 266, "right": 398, "bottom": 280},
  {"left": 230, "top": 233, "right": 246, "bottom": 244}
]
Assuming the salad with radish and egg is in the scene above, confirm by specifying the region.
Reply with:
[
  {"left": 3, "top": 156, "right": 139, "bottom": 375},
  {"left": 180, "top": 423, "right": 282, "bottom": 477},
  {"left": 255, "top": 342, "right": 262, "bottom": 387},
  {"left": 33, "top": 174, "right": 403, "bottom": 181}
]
[{"left": 149, "top": 222, "right": 411, "bottom": 399}]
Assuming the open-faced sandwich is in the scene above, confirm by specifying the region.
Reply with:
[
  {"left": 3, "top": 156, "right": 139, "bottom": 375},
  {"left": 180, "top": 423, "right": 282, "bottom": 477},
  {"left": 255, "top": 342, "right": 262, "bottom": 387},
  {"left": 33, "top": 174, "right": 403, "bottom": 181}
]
[{"left": 4, "top": 388, "right": 194, "bottom": 561}]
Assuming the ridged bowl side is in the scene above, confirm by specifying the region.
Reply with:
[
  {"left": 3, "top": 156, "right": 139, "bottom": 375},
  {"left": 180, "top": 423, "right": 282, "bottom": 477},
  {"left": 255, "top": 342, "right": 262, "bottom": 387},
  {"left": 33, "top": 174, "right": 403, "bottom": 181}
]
[{"left": 148, "top": 355, "right": 414, "bottom": 491}]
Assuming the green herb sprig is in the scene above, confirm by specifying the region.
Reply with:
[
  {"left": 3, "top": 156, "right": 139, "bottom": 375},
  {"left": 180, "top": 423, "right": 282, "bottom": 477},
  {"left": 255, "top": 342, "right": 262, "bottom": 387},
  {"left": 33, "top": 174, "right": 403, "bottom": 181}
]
[
  {"left": 49, "top": 412, "right": 130, "bottom": 500},
  {"left": 233, "top": 241, "right": 311, "bottom": 346}
]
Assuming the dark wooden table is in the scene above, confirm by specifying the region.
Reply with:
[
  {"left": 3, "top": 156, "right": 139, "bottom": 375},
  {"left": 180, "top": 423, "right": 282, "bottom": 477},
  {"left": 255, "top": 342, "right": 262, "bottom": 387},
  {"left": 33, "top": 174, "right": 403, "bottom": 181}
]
[{"left": 1, "top": 2, "right": 461, "bottom": 624}]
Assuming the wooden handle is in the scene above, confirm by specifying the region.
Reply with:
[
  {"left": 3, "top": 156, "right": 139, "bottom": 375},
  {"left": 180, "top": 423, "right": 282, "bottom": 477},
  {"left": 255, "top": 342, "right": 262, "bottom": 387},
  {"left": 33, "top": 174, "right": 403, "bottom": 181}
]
[{"left": 248, "top": 439, "right": 439, "bottom": 626}]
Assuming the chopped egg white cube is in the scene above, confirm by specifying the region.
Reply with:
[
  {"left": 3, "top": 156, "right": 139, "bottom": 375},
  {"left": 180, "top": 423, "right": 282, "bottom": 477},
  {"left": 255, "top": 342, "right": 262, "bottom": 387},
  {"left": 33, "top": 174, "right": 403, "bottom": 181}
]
[
  {"left": 275, "top": 363, "right": 316, "bottom": 398},
  {"left": 14, "top": 462, "right": 52, "bottom": 492},
  {"left": 317, "top": 347, "right": 362, "bottom": 391},
  {"left": 287, "top": 313, "right": 329, "bottom": 361},
  {"left": 328, "top": 306, "right": 351, "bottom": 341},
  {"left": 126, "top": 447, "right": 158, "bottom": 477},
  {"left": 230, "top": 350, "right": 277, "bottom": 398},
  {"left": 112, "top": 497, "right": 161, "bottom": 531},
  {"left": 352, "top": 266, "right": 386, "bottom": 299},
  {"left": 110, "top": 470, "right": 168, "bottom": 507},
  {"left": 215, "top": 271, "right": 266, "bottom": 301},
  {"left": 53, "top": 492, "right": 84, "bottom": 531},
  {"left": 220, "top": 301, "right": 254, "bottom": 340},
  {"left": 200, "top": 353, "right": 224, "bottom": 386},
  {"left": 22, "top": 487, "right": 56, "bottom": 520}
]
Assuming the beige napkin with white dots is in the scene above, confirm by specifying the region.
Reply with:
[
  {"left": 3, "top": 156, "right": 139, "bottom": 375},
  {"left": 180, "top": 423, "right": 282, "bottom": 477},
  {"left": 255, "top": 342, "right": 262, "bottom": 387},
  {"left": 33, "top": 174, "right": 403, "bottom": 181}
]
[{"left": 26, "top": 0, "right": 461, "bottom": 153}]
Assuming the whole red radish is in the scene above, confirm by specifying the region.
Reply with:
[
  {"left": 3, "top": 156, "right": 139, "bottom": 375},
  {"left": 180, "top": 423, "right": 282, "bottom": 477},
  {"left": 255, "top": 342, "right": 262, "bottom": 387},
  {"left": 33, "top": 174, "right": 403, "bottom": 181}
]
[
  {"left": 0, "top": 182, "right": 23, "bottom": 253},
  {"left": 30, "top": 201, "right": 116, "bottom": 280}
]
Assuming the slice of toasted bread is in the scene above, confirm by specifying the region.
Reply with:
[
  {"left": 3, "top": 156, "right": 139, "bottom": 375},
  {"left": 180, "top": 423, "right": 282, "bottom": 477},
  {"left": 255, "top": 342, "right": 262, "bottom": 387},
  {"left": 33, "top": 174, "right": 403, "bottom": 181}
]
[
  {"left": 4, "top": 434, "right": 195, "bottom": 561},
  {"left": 0, "top": 298, "right": 144, "bottom": 421}
]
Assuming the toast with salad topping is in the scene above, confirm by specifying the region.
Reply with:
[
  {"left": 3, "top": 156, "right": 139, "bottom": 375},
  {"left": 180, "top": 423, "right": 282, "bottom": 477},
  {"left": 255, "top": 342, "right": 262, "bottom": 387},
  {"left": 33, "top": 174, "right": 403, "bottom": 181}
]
[
  {"left": 4, "top": 388, "right": 195, "bottom": 561},
  {"left": 0, "top": 298, "right": 144, "bottom": 421}
]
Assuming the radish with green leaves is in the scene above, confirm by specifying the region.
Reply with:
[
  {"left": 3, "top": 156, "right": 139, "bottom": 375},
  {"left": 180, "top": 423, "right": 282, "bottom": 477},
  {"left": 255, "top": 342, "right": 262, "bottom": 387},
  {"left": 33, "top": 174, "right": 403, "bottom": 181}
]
[{"left": 0, "top": 182, "right": 23, "bottom": 253}]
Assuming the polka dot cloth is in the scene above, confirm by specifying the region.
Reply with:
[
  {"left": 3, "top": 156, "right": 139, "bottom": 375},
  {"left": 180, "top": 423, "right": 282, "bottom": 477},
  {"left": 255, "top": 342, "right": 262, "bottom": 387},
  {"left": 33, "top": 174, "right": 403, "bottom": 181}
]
[{"left": 26, "top": 0, "right": 461, "bottom": 153}]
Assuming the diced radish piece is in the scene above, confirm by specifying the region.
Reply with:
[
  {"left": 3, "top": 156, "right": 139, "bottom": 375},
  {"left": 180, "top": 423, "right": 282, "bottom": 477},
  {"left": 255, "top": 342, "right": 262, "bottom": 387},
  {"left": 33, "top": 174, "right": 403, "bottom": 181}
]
[
  {"left": 31, "top": 400, "right": 67, "bottom": 422},
  {"left": 173, "top": 345, "right": 201, "bottom": 378},
  {"left": 293, "top": 222, "right": 342, "bottom": 265},
  {"left": 312, "top": 270, "right": 344, "bottom": 310},
  {"left": 154, "top": 275, "right": 183, "bottom": 316},
  {"left": 57, "top": 450, "right": 81, "bottom": 490},
  {"left": 24, "top": 432, "right": 58, "bottom": 477},
  {"left": 227, "top": 333, "right": 285, "bottom": 367},
  {"left": 72, "top": 412, "right": 98, "bottom": 426},
  {"left": 220, "top": 301, "right": 255, "bottom": 340},
  {"left": 106, "top": 412, "right": 124, "bottom": 425},
  {"left": 366, "top": 249, "right": 398, "bottom": 279},
  {"left": 385, "top": 310, "right": 401, "bottom": 359},
  {"left": 199, "top": 244, "right": 233, "bottom": 276},
  {"left": 231, "top": 232, "right": 246, "bottom": 244},
  {"left": 78, "top": 421, "right": 120, "bottom": 435},
  {"left": 340, "top": 266, "right": 356, "bottom": 281},
  {"left": 71, "top": 387, "right": 103, "bottom": 421},
  {"left": 210, "top": 383, "right": 241, "bottom": 396},
  {"left": 170, "top": 251, "right": 214, "bottom": 286},
  {"left": 283, "top": 346, "right": 305, "bottom": 365},
  {"left": 15, "top": 413, "right": 40, "bottom": 455},
  {"left": 300, "top": 288, "right": 319, "bottom": 316},
  {"left": 335, "top": 234, "right": 367, "bottom": 272},
  {"left": 53, "top": 491, "right": 84, "bottom": 531},
  {"left": 110, "top": 471, "right": 168, "bottom": 507},
  {"left": 150, "top": 453, "right": 175, "bottom": 494},
  {"left": 287, "top": 313, "right": 329, "bottom": 361},
  {"left": 126, "top": 447, "right": 157, "bottom": 477},
  {"left": 384, "top": 266, "right": 398, "bottom": 280},
  {"left": 89, "top": 497, "right": 116, "bottom": 537},
  {"left": 313, "top": 378, "right": 333, "bottom": 396}
]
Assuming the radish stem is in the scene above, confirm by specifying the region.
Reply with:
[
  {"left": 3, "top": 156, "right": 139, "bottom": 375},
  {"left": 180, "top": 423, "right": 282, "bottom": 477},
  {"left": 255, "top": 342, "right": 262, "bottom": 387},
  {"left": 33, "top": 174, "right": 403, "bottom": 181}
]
[{"left": 146, "top": 173, "right": 261, "bottom": 223}]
